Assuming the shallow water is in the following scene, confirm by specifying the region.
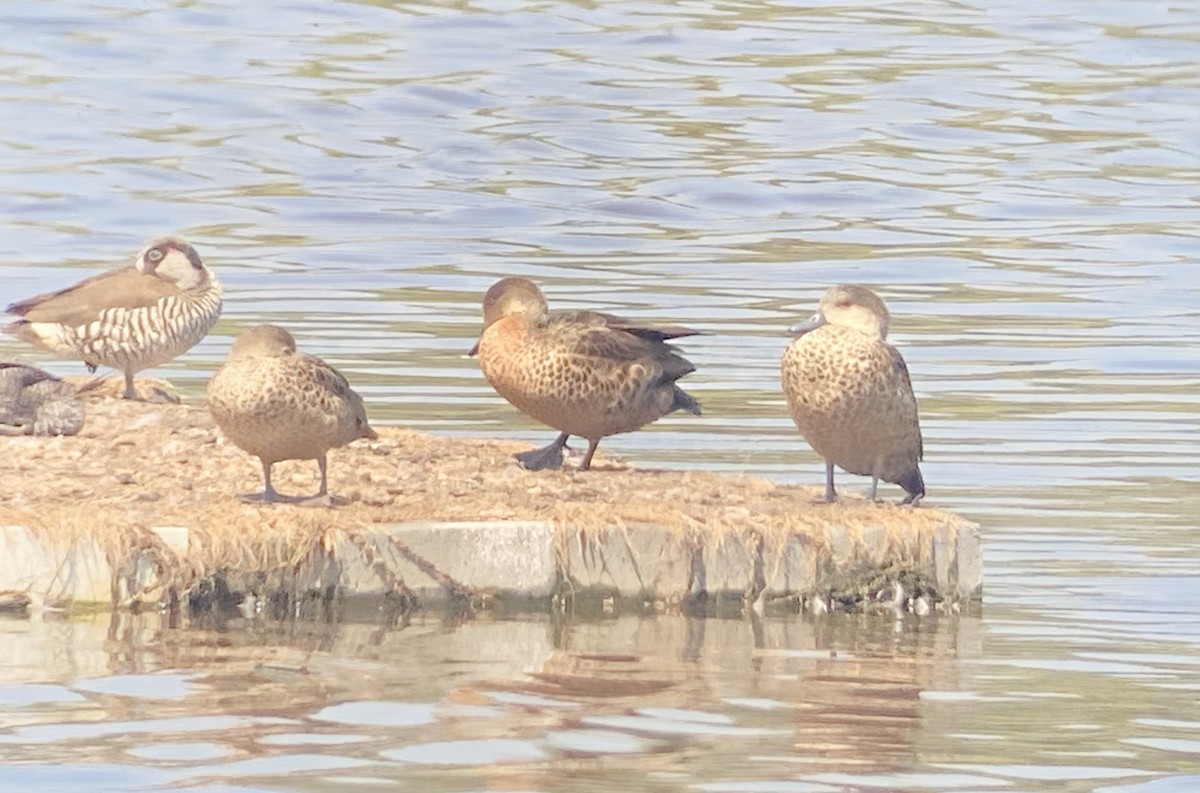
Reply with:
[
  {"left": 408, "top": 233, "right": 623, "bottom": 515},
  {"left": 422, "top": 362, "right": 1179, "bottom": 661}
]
[{"left": 1, "top": 0, "right": 1198, "bottom": 791}]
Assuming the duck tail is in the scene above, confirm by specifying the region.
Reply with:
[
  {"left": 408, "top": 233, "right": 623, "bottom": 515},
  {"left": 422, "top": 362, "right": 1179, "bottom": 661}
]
[
  {"left": 897, "top": 466, "right": 925, "bottom": 505},
  {"left": 4, "top": 319, "right": 35, "bottom": 343},
  {"left": 670, "top": 385, "right": 701, "bottom": 416}
]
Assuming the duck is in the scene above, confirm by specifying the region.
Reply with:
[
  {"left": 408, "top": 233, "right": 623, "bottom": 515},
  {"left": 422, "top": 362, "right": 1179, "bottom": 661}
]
[
  {"left": 781, "top": 284, "right": 925, "bottom": 505},
  {"left": 0, "top": 363, "right": 85, "bottom": 436},
  {"left": 5, "top": 236, "right": 222, "bottom": 400},
  {"left": 206, "top": 324, "right": 376, "bottom": 505},
  {"left": 471, "top": 277, "right": 701, "bottom": 471}
]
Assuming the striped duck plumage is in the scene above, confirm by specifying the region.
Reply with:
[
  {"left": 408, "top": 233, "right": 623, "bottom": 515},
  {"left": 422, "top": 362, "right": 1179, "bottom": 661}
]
[
  {"left": 4, "top": 236, "right": 222, "bottom": 399},
  {"left": 781, "top": 284, "right": 925, "bottom": 505},
  {"left": 207, "top": 324, "right": 377, "bottom": 505},
  {"left": 471, "top": 276, "right": 701, "bottom": 471}
]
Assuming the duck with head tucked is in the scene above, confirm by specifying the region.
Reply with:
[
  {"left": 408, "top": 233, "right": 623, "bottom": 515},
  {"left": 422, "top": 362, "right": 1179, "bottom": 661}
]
[
  {"left": 781, "top": 284, "right": 925, "bottom": 505},
  {"left": 0, "top": 363, "right": 85, "bottom": 437},
  {"left": 471, "top": 277, "right": 701, "bottom": 471},
  {"left": 4, "top": 236, "right": 222, "bottom": 400},
  {"left": 207, "top": 324, "right": 377, "bottom": 506}
]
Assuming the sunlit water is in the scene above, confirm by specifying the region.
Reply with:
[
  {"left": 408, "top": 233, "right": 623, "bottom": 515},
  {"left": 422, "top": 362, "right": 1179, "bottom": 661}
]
[{"left": 1, "top": 0, "right": 1198, "bottom": 790}]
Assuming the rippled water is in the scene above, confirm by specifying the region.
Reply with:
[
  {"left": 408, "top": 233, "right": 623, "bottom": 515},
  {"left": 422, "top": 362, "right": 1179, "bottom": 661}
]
[{"left": 1, "top": 0, "right": 1198, "bottom": 791}]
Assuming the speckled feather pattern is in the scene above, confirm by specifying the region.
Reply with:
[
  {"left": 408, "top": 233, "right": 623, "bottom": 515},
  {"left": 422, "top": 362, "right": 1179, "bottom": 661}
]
[
  {"left": 781, "top": 324, "right": 922, "bottom": 485},
  {"left": 477, "top": 311, "right": 696, "bottom": 441},
  {"left": 207, "top": 352, "right": 374, "bottom": 466},
  {"left": 0, "top": 364, "right": 85, "bottom": 436}
]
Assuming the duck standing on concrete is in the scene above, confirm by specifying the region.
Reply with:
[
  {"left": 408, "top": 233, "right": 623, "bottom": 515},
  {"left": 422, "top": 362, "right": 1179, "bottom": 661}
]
[
  {"left": 207, "top": 324, "right": 377, "bottom": 505},
  {"left": 0, "top": 363, "right": 85, "bottom": 436},
  {"left": 4, "top": 237, "right": 222, "bottom": 400},
  {"left": 472, "top": 277, "right": 701, "bottom": 471},
  {"left": 781, "top": 284, "right": 925, "bottom": 505}
]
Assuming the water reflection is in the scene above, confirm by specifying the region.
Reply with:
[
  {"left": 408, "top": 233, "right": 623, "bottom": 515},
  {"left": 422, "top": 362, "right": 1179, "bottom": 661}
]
[
  {"left": 0, "top": 610, "right": 978, "bottom": 790},
  {"left": 3, "top": 606, "right": 1193, "bottom": 791}
]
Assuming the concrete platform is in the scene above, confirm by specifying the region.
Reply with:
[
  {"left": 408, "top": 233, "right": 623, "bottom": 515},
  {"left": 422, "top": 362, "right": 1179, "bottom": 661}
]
[
  {"left": 0, "top": 394, "right": 982, "bottom": 616},
  {"left": 0, "top": 516, "right": 980, "bottom": 616}
]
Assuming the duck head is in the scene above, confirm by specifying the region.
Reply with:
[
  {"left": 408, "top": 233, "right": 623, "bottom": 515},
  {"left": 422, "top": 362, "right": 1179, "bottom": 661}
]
[
  {"left": 789, "top": 284, "right": 891, "bottom": 340},
  {"left": 469, "top": 277, "right": 550, "bottom": 355},
  {"left": 229, "top": 324, "right": 298, "bottom": 361},
  {"left": 136, "top": 236, "right": 209, "bottom": 291}
]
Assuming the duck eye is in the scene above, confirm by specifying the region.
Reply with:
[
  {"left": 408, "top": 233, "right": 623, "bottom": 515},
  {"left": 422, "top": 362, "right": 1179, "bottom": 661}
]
[{"left": 147, "top": 248, "right": 165, "bottom": 263}]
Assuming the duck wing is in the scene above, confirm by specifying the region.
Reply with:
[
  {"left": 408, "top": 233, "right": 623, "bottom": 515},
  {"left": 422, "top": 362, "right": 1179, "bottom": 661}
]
[
  {"left": 570, "top": 323, "right": 697, "bottom": 385},
  {"left": 0, "top": 362, "right": 62, "bottom": 389},
  {"left": 7, "top": 266, "right": 177, "bottom": 327},
  {"left": 889, "top": 345, "right": 924, "bottom": 461},
  {"left": 552, "top": 309, "right": 700, "bottom": 342},
  {"left": 300, "top": 352, "right": 378, "bottom": 441}
]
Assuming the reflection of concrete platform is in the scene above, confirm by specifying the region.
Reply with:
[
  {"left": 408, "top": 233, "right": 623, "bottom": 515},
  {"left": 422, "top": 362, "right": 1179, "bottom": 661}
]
[{"left": 0, "top": 391, "right": 981, "bottom": 615}]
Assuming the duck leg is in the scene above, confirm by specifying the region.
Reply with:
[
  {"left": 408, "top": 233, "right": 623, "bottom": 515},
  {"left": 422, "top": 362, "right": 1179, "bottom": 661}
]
[
  {"left": 122, "top": 370, "right": 137, "bottom": 400},
  {"left": 241, "top": 460, "right": 284, "bottom": 504},
  {"left": 821, "top": 461, "right": 838, "bottom": 503},
  {"left": 869, "top": 476, "right": 879, "bottom": 502},
  {"left": 298, "top": 454, "right": 335, "bottom": 507},
  {"left": 515, "top": 432, "right": 570, "bottom": 471},
  {"left": 579, "top": 438, "right": 601, "bottom": 471}
]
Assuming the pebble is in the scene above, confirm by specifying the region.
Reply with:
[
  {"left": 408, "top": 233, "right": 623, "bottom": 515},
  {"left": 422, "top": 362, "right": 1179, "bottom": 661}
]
[
  {"left": 130, "top": 413, "right": 162, "bottom": 430},
  {"left": 161, "top": 440, "right": 188, "bottom": 457}
]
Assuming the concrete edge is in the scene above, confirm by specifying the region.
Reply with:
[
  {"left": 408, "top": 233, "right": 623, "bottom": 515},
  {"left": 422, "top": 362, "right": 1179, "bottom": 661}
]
[{"left": 0, "top": 517, "right": 982, "bottom": 615}]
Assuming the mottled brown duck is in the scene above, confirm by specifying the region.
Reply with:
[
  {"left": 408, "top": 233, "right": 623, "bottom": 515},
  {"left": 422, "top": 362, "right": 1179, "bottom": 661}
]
[
  {"left": 206, "top": 324, "right": 377, "bottom": 505},
  {"left": 5, "top": 236, "right": 222, "bottom": 399},
  {"left": 781, "top": 284, "right": 925, "bottom": 505},
  {"left": 472, "top": 276, "right": 701, "bottom": 471},
  {"left": 0, "top": 363, "right": 85, "bottom": 436}
]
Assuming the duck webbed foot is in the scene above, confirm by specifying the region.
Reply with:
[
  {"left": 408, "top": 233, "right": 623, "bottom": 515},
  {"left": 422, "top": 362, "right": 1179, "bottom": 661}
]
[{"left": 515, "top": 431, "right": 570, "bottom": 471}]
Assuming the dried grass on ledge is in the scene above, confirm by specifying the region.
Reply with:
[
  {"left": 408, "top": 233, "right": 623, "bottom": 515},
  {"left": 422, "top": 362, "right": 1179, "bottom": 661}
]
[{"left": 2, "top": 383, "right": 959, "bottom": 577}]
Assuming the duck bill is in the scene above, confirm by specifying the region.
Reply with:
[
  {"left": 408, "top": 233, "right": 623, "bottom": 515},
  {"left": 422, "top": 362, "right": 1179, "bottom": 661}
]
[
  {"left": 467, "top": 339, "right": 480, "bottom": 357},
  {"left": 788, "top": 312, "right": 826, "bottom": 337}
]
